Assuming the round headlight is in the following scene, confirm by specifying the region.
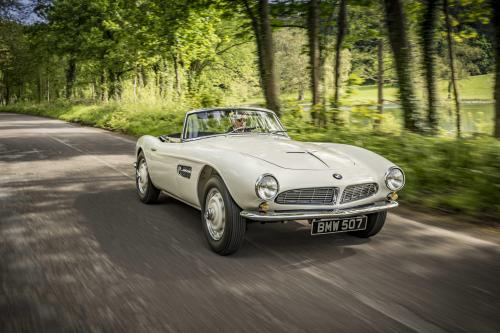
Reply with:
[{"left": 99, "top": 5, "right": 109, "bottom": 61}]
[
  {"left": 255, "top": 174, "right": 279, "bottom": 200},
  {"left": 385, "top": 167, "right": 405, "bottom": 191}
]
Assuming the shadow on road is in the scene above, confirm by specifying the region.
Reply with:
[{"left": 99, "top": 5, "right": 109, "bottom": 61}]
[{"left": 73, "top": 188, "right": 367, "bottom": 280}]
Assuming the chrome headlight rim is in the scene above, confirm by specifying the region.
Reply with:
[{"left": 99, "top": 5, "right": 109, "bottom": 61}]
[
  {"left": 255, "top": 173, "right": 279, "bottom": 201},
  {"left": 385, "top": 167, "right": 405, "bottom": 191}
]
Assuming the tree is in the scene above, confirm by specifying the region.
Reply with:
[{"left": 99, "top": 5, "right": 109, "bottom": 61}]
[
  {"left": 308, "top": 0, "right": 321, "bottom": 108},
  {"left": 420, "top": 0, "right": 440, "bottom": 134},
  {"left": 382, "top": 0, "right": 420, "bottom": 132},
  {"left": 443, "top": 0, "right": 461, "bottom": 138},
  {"left": 492, "top": 0, "right": 500, "bottom": 138},
  {"left": 377, "top": 38, "right": 384, "bottom": 123},
  {"left": 242, "top": 0, "right": 281, "bottom": 115},
  {"left": 333, "top": 0, "right": 347, "bottom": 109}
]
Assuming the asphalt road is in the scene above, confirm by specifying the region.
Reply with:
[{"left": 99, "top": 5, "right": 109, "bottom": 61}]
[{"left": 1, "top": 112, "right": 500, "bottom": 333}]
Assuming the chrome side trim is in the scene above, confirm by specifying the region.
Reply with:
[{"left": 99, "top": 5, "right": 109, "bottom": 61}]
[{"left": 240, "top": 201, "right": 399, "bottom": 221}]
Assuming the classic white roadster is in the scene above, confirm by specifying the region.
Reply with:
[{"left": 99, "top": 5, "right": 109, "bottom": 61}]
[{"left": 135, "top": 107, "right": 404, "bottom": 255}]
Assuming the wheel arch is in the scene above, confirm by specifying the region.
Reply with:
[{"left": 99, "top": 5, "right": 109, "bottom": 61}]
[
  {"left": 136, "top": 147, "right": 144, "bottom": 158},
  {"left": 197, "top": 165, "right": 219, "bottom": 208}
]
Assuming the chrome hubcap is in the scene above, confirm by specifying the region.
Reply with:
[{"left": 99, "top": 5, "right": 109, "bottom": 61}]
[
  {"left": 136, "top": 160, "right": 148, "bottom": 194},
  {"left": 205, "top": 188, "right": 225, "bottom": 241}
]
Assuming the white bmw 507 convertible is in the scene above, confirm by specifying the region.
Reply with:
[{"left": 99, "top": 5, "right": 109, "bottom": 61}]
[{"left": 135, "top": 107, "right": 404, "bottom": 255}]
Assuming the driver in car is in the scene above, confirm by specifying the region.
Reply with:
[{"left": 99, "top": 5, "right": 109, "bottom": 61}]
[{"left": 228, "top": 114, "right": 248, "bottom": 132}]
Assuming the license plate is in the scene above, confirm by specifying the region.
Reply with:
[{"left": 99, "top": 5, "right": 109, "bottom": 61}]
[{"left": 311, "top": 216, "right": 367, "bottom": 235}]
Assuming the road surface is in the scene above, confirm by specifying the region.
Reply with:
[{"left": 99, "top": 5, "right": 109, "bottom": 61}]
[{"left": 1, "top": 113, "right": 499, "bottom": 332}]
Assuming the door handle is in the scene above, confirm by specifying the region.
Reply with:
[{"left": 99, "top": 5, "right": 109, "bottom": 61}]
[{"left": 151, "top": 147, "right": 157, "bottom": 152}]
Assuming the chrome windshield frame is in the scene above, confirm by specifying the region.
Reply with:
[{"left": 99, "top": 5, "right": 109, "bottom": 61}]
[{"left": 181, "top": 107, "right": 287, "bottom": 142}]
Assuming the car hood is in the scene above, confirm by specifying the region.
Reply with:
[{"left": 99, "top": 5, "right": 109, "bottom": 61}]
[{"left": 203, "top": 135, "right": 358, "bottom": 170}]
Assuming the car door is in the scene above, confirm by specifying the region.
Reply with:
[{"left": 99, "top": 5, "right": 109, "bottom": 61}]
[
  {"left": 147, "top": 140, "right": 183, "bottom": 197},
  {"left": 175, "top": 155, "right": 203, "bottom": 207}
]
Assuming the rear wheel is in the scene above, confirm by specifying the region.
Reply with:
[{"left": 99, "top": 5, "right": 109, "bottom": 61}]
[
  {"left": 349, "top": 211, "right": 387, "bottom": 238},
  {"left": 135, "top": 151, "right": 160, "bottom": 204},
  {"left": 201, "top": 175, "right": 246, "bottom": 255}
]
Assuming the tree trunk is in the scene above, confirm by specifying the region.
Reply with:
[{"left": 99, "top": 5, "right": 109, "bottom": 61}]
[
  {"left": 173, "top": 53, "right": 181, "bottom": 96},
  {"left": 91, "top": 80, "right": 96, "bottom": 100},
  {"left": 133, "top": 72, "right": 137, "bottom": 100},
  {"left": 382, "top": 0, "right": 420, "bottom": 132},
  {"left": 46, "top": 66, "right": 50, "bottom": 102},
  {"left": 443, "top": 0, "right": 461, "bottom": 138},
  {"left": 333, "top": 0, "right": 347, "bottom": 109},
  {"left": 243, "top": 0, "right": 281, "bottom": 115},
  {"left": 140, "top": 65, "right": 148, "bottom": 87},
  {"left": 492, "top": 0, "right": 500, "bottom": 138},
  {"left": 108, "top": 71, "right": 123, "bottom": 100},
  {"left": 258, "top": 0, "right": 280, "bottom": 115},
  {"left": 298, "top": 83, "right": 305, "bottom": 101},
  {"left": 19, "top": 82, "right": 23, "bottom": 101},
  {"left": 375, "top": 38, "right": 384, "bottom": 129},
  {"left": 159, "top": 60, "right": 165, "bottom": 98},
  {"left": 115, "top": 73, "right": 123, "bottom": 99},
  {"left": 308, "top": 0, "right": 321, "bottom": 107},
  {"left": 4, "top": 77, "right": 9, "bottom": 105},
  {"left": 65, "top": 57, "right": 76, "bottom": 99},
  {"left": 153, "top": 61, "right": 165, "bottom": 98},
  {"left": 99, "top": 70, "right": 106, "bottom": 102},
  {"left": 319, "top": 7, "right": 336, "bottom": 108},
  {"left": 37, "top": 70, "right": 42, "bottom": 103},
  {"left": 421, "top": 0, "right": 440, "bottom": 134}
]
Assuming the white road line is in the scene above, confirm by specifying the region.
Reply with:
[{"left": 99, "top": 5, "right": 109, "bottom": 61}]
[{"left": 46, "top": 134, "right": 134, "bottom": 180}]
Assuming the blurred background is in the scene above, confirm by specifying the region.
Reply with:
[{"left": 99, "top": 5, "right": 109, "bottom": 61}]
[{"left": 0, "top": 0, "right": 499, "bottom": 220}]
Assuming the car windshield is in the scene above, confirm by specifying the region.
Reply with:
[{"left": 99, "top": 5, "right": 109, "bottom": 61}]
[{"left": 183, "top": 109, "right": 286, "bottom": 140}]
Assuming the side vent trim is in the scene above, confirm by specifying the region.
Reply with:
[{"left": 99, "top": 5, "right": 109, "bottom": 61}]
[{"left": 177, "top": 165, "right": 192, "bottom": 179}]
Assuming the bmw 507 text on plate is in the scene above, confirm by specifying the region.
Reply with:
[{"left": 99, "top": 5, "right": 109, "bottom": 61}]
[{"left": 135, "top": 107, "right": 405, "bottom": 255}]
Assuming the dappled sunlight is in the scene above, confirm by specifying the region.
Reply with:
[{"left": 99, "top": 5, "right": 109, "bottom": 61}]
[{"left": 0, "top": 175, "right": 162, "bottom": 331}]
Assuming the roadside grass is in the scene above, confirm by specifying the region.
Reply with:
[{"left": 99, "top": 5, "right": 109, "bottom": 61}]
[
  {"left": 1, "top": 101, "right": 499, "bottom": 221},
  {"left": 347, "top": 74, "right": 494, "bottom": 105},
  {"left": 263, "top": 74, "right": 495, "bottom": 106}
]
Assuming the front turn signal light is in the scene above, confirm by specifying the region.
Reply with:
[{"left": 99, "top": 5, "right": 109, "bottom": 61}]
[
  {"left": 387, "top": 192, "right": 398, "bottom": 201},
  {"left": 259, "top": 202, "right": 270, "bottom": 212}
]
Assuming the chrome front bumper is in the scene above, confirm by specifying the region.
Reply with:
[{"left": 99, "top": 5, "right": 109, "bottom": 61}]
[{"left": 240, "top": 201, "right": 398, "bottom": 222}]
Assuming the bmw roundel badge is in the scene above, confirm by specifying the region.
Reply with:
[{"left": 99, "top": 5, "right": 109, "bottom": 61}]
[{"left": 333, "top": 173, "right": 343, "bottom": 180}]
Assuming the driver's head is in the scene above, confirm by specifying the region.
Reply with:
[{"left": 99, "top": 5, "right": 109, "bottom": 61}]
[{"left": 231, "top": 114, "right": 246, "bottom": 128}]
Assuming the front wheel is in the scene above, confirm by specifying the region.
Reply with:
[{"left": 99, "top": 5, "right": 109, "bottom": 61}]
[
  {"left": 201, "top": 175, "right": 246, "bottom": 255},
  {"left": 349, "top": 211, "right": 387, "bottom": 238},
  {"left": 135, "top": 152, "right": 160, "bottom": 204}
]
